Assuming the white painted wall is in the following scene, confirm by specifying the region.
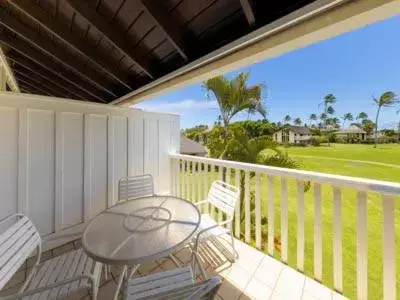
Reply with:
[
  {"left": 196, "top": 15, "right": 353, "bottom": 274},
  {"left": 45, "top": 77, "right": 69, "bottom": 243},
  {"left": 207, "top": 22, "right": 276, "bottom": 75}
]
[{"left": 0, "top": 92, "right": 179, "bottom": 248}]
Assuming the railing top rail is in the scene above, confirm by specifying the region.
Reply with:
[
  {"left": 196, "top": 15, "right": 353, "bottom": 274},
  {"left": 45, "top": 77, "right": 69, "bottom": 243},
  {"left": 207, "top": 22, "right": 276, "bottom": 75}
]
[{"left": 170, "top": 153, "right": 400, "bottom": 195}]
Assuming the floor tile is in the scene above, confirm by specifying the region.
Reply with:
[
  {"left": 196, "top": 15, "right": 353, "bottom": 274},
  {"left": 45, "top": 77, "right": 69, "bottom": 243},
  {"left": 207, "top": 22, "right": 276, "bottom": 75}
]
[
  {"left": 218, "top": 279, "right": 243, "bottom": 300},
  {"left": 273, "top": 266, "right": 305, "bottom": 299},
  {"left": 241, "top": 277, "right": 274, "bottom": 300},
  {"left": 253, "top": 255, "right": 284, "bottom": 287},
  {"left": 223, "top": 265, "right": 252, "bottom": 291},
  {"left": 303, "top": 277, "right": 333, "bottom": 299},
  {"left": 97, "top": 280, "right": 118, "bottom": 300}
]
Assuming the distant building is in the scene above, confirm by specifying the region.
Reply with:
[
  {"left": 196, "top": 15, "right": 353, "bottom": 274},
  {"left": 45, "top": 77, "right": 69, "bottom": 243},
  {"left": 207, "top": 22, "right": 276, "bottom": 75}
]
[
  {"left": 335, "top": 126, "right": 366, "bottom": 141},
  {"left": 180, "top": 135, "right": 208, "bottom": 156},
  {"left": 273, "top": 126, "right": 312, "bottom": 144}
]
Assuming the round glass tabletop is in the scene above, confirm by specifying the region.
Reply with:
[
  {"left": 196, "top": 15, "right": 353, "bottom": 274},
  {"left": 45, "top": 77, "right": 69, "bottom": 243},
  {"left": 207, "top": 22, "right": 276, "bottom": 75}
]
[{"left": 82, "top": 196, "right": 200, "bottom": 265}]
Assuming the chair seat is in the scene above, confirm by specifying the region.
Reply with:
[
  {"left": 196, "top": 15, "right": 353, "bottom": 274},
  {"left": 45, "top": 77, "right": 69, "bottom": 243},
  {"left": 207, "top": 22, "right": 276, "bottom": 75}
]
[
  {"left": 24, "top": 249, "right": 96, "bottom": 300},
  {"left": 194, "top": 214, "right": 230, "bottom": 242},
  {"left": 125, "top": 267, "right": 195, "bottom": 300}
]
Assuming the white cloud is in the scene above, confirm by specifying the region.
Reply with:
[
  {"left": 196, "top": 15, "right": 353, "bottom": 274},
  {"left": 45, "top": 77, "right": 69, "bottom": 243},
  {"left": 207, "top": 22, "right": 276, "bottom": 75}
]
[{"left": 133, "top": 99, "right": 218, "bottom": 114}]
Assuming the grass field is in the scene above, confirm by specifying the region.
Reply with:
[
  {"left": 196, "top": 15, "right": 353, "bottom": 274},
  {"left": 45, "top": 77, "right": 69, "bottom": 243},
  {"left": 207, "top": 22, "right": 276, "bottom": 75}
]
[{"left": 181, "top": 143, "right": 400, "bottom": 300}]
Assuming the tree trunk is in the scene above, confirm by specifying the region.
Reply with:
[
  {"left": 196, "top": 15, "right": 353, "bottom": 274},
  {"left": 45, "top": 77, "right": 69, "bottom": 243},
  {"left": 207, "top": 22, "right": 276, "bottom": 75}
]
[
  {"left": 398, "top": 120, "right": 400, "bottom": 144},
  {"left": 374, "top": 106, "right": 381, "bottom": 148}
]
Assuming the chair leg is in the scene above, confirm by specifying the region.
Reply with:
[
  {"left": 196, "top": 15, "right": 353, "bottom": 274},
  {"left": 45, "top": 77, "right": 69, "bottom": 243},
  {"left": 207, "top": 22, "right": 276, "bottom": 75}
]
[
  {"left": 91, "top": 282, "right": 98, "bottom": 300},
  {"left": 230, "top": 231, "right": 238, "bottom": 261}
]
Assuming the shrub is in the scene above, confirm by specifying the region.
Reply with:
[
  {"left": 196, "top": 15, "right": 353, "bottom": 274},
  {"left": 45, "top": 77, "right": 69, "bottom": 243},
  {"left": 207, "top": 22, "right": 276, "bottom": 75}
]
[{"left": 311, "top": 136, "right": 328, "bottom": 146}]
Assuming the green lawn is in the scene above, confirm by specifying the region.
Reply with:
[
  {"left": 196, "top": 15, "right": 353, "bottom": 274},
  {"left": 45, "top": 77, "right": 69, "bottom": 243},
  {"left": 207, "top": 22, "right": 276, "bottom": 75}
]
[{"left": 180, "top": 144, "right": 400, "bottom": 300}]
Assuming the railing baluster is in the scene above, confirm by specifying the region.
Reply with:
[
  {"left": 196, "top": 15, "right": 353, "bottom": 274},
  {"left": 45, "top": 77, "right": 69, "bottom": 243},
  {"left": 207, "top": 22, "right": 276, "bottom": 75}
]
[
  {"left": 197, "top": 162, "right": 201, "bottom": 202},
  {"left": 211, "top": 164, "right": 216, "bottom": 220},
  {"left": 356, "top": 191, "right": 367, "bottom": 300},
  {"left": 255, "top": 172, "right": 261, "bottom": 249},
  {"left": 183, "top": 160, "right": 187, "bottom": 199},
  {"left": 314, "top": 183, "right": 322, "bottom": 281},
  {"left": 383, "top": 194, "right": 396, "bottom": 300},
  {"left": 281, "top": 177, "right": 288, "bottom": 263},
  {"left": 218, "top": 165, "right": 223, "bottom": 224},
  {"left": 235, "top": 169, "right": 241, "bottom": 238},
  {"left": 226, "top": 168, "right": 231, "bottom": 184},
  {"left": 267, "top": 175, "right": 275, "bottom": 255},
  {"left": 297, "top": 180, "right": 304, "bottom": 272},
  {"left": 333, "top": 187, "right": 342, "bottom": 293},
  {"left": 203, "top": 163, "right": 208, "bottom": 213},
  {"left": 245, "top": 170, "right": 250, "bottom": 244},
  {"left": 176, "top": 159, "right": 180, "bottom": 197},
  {"left": 191, "top": 161, "right": 195, "bottom": 202}
]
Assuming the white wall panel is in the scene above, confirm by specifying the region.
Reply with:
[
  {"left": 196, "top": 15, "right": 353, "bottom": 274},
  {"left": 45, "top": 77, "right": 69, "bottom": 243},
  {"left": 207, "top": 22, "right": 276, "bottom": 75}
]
[
  {"left": 90, "top": 115, "right": 108, "bottom": 217},
  {"left": 0, "top": 92, "right": 180, "bottom": 248},
  {"left": 0, "top": 107, "right": 18, "bottom": 220},
  {"left": 27, "top": 109, "right": 55, "bottom": 235},
  {"left": 60, "top": 112, "right": 84, "bottom": 229}
]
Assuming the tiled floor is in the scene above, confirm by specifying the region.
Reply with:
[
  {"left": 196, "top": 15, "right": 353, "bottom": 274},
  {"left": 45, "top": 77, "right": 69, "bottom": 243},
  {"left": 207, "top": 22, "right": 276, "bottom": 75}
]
[{"left": 0, "top": 237, "right": 348, "bottom": 300}]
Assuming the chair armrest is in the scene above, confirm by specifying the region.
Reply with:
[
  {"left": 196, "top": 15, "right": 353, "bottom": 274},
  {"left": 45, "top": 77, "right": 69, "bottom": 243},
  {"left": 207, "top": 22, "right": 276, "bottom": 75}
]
[
  {"left": 194, "top": 218, "right": 232, "bottom": 249},
  {"left": 2, "top": 274, "right": 99, "bottom": 300},
  {"left": 42, "top": 232, "right": 81, "bottom": 243},
  {"left": 0, "top": 213, "right": 26, "bottom": 225},
  {"left": 195, "top": 200, "right": 208, "bottom": 207}
]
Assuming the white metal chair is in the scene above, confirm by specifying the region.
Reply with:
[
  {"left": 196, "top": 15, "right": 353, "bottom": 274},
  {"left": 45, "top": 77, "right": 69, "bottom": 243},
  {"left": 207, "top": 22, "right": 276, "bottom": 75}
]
[
  {"left": 125, "top": 266, "right": 221, "bottom": 299},
  {"left": 191, "top": 181, "right": 240, "bottom": 276},
  {"left": 0, "top": 214, "right": 102, "bottom": 300},
  {"left": 118, "top": 174, "right": 155, "bottom": 201}
]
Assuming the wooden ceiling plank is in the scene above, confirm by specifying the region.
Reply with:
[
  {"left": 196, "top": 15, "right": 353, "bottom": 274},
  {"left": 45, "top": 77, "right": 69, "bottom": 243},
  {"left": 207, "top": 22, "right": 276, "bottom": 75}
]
[
  {"left": 0, "top": 8, "right": 118, "bottom": 97},
  {"left": 17, "top": 77, "right": 55, "bottom": 97},
  {"left": 9, "top": 55, "right": 88, "bottom": 100},
  {"left": 13, "top": 64, "right": 85, "bottom": 100},
  {"left": 240, "top": 0, "right": 256, "bottom": 26},
  {"left": 67, "top": 0, "right": 154, "bottom": 78},
  {"left": 141, "top": 0, "right": 187, "bottom": 60},
  {"left": 14, "top": 69, "right": 69, "bottom": 98},
  {"left": 8, "top": 0, "right": 134, "bottom": 91},
  {"left": 0, "top": 34, "right": 107, "bottom": 102}
]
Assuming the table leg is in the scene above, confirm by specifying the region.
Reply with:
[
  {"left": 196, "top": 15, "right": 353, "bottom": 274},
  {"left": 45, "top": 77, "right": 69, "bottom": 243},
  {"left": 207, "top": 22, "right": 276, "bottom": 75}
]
[{"left": 113, "top": 265, "right": 127, "bottom": 300}]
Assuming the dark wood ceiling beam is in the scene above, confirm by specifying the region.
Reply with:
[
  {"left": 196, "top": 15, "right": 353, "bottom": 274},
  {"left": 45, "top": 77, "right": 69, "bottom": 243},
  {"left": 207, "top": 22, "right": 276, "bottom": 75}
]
[
  {"left": 17, "top": 78, "right": 55, "bottom": 97},
  {"left": 140, "top": 0, "right": 187, "bottom": 60},
  {"left": 14, "top": 67, "right": 77, "bottom": 100},
  {"left": 0, "top": 8, "right": 118, "bottom": 98},
  {"left": 7, "top": 0, "right": 134, "bottom": 91},
  {"left": 67, "top": 0, "right": 154, "bottom": 78},
  {"left": 240, "top": 0, "right": 256, "bottom": 26},
  {"left": 0, "top": 34, "right": 107, "bottom": 102},
  {"left": 15, "top": 72, "right": 68, "bottom": 98},
  {"left": 7, "top": 51, "right": 94, "bottom": 101}
]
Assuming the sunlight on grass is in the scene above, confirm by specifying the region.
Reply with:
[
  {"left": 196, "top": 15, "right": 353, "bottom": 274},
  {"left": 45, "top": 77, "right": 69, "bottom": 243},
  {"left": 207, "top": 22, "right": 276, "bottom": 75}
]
[{"left": 178, "top": 144, "right": 400, "bottom": 300}]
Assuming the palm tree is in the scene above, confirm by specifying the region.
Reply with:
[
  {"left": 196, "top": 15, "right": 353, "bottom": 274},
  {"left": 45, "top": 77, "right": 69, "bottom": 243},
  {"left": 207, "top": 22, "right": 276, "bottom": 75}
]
[
  {"left": 372, "top": 91, "right": 399, "bottom": 147},
  {"left": 341, "top": 112, "right": 353, "bottom": 128},
  {"left": 320, "top": 94, "right": 337, "bottom": 128},
  {"left": 203, "top": 72, "right": 266, "bottom": 157},
  {"left": 294, "top": 117, "right": 302, "bottom": 126},
  {"left": 283, "top": 115, "right": 291, "bottom": 124},
  {"left": 309, "top": 113, "right": 317, "bottom": 125},
  {"left": 356, "top": 112, "right": 368, "bottom": 121}
]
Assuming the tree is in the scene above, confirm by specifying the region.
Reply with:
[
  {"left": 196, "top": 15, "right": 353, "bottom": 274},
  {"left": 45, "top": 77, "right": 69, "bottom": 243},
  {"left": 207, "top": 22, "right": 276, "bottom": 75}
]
[
  {"left": 294, "top": 117, "right": 302, "bottom": 126},
  {"left": 283, "top": 115, "right": 291, "bottom": 124},
  {"left": 342, "top": 113, "right": 353, "bottom": 128},
  {"left": 309, "top": 113, "right": 317, "bottom": 125},
  {"left": 203, "top": 72, "right": 267, "bottom": 157},
  {"left": 357, "top": 112, "right": 368, "bottom": 121},
  {"left": 372, "top": 91, "right": 399, "bottom": 147}
]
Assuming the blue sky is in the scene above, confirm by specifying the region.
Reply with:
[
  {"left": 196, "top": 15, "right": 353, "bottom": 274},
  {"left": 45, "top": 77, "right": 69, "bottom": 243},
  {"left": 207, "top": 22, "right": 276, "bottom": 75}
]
[{"left": 135, "top": 15, "right": 400, "bottom": 129}]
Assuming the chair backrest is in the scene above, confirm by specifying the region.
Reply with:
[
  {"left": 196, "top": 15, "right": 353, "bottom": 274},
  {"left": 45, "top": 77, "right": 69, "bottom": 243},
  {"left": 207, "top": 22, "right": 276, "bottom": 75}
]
[
  {"left": 118, "top": 174, "right": 155, "bottom": 201},
  {"left": 0, "top": 214, "right": 41, "bottom": 290},
  {"left": 206, "top": 180, "right": 240, "bottom": 218}
]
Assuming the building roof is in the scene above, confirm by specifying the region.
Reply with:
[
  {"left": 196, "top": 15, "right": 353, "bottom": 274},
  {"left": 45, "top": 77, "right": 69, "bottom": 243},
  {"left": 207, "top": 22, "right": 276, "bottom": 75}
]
[
  {"left": 180, "top": 135, "right": 207, "bottom": 155},
  {"left": 282, "top": 126, "right": 311, "bottom": 134},
  {"left": 0, "top": 0, "right": 315, "bottom": 102},
  {"left": 335, "top": 126, "right": 366, "bottom": 134}
]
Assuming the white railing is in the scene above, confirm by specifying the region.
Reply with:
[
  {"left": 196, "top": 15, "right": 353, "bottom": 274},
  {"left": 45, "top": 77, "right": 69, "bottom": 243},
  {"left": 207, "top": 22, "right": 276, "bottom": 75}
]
[{"left": 169, "top": 153, "right": 400, "bottom": 300}]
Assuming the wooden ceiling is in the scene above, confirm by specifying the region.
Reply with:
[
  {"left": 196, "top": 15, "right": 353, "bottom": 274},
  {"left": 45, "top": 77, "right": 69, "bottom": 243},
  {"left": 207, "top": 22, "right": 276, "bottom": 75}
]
[{"left": 0, "top": 0, "right": 315, "bottom": 103}]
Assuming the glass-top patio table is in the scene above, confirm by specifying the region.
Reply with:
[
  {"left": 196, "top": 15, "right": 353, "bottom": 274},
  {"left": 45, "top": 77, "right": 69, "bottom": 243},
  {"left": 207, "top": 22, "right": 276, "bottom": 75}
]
[{"left": 82, "top": 195, "right": 201, "bottom": 300}]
